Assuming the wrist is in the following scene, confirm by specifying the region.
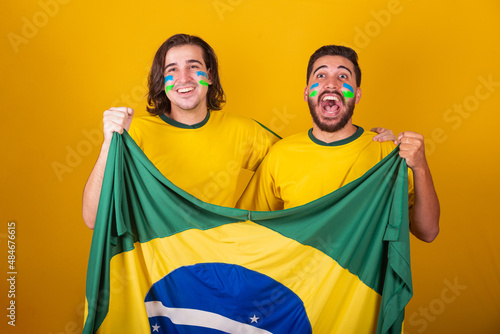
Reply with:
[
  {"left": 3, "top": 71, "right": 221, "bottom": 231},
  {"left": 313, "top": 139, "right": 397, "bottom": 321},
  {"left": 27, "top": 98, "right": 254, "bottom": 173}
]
[
  {"left": 411, "top": 163, "right": 431, "bottom": 178},
  {"left": 100, "top": 139, "right": 112, "bottom": 154}
]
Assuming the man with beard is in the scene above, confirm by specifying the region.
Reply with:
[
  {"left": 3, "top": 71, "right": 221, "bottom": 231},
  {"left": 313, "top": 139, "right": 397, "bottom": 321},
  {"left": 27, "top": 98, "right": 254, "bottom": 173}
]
[{"left": 237, "top": 44, "right": 440, "bottom": 243}]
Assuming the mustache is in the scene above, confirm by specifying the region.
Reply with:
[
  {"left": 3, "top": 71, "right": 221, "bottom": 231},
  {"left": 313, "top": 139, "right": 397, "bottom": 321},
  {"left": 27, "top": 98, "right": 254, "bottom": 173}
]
[{"left": 317, "top": 90, "right": 345, "bottom": 104}]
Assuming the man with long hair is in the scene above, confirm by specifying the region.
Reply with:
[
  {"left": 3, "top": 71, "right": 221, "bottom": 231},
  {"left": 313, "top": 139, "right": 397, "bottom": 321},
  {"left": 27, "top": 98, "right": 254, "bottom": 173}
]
[{"left": 82, "top": 34, "right": 284, "bottom": 229}]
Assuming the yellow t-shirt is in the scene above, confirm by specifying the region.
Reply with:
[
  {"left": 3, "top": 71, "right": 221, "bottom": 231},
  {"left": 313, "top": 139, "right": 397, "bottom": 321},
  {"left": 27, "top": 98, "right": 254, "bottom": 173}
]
[
  {"left": 237, "top": 126, "right": 414, "bottom": 211},
  {"left": 128, "top": 110, "right": 280, "bottom": 207}
]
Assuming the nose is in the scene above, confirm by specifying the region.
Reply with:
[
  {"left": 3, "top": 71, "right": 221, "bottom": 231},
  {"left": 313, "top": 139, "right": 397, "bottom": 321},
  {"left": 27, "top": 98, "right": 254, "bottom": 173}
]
[
  {"left": 177, "top": 69, "right": 190, "bottom": 83},
  {"left": 324, "top": 78, "right": 339, "bottom": 90}
]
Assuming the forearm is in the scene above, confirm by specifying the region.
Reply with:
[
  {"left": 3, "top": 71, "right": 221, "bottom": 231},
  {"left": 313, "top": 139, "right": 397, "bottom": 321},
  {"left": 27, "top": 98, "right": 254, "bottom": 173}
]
[
  {"left": 409, "top": 165, "right": 440, "bottom": 242},
  {"left": 82, "top": 107, "right": 134, "bottom": 229},
  {"left": 82, "top": 143, "right": 110, "bottom": 229}
]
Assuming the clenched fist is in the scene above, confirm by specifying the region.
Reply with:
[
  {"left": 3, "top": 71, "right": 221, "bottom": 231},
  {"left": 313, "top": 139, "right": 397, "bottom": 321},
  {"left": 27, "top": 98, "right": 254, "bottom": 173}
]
[
  {"left": 102, "top": 107, "right": 135, "bottom": 143},
  {"left": 397, "top": 131, "right": 428, "bottom": 171}
]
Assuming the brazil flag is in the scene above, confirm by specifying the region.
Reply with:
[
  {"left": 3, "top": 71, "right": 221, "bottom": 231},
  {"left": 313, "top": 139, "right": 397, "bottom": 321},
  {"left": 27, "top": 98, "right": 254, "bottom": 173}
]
[{"left": 83, "top": 131, "right": 412, "bottom": 334}]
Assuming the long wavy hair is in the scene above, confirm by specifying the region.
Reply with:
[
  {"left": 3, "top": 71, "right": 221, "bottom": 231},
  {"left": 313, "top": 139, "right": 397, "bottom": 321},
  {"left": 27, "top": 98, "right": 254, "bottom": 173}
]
[{"left": 146, "top": 34, "right": 226, "bottom": 115}]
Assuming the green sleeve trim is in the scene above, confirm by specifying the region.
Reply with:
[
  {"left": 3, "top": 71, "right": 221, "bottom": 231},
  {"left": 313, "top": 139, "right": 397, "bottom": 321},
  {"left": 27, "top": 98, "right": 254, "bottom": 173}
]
[{"left": 253, "top": 119, "right": 282, "bottom": 139}]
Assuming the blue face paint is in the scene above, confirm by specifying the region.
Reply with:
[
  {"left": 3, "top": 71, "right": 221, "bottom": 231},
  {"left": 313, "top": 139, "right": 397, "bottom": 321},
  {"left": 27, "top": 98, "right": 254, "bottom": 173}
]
[
  {"left": 342, "top": 83, "right": 354, "bottom": 100},
  {"left": 309, "top": 82, "right": 319, "bottom": 97},
  {"left": 197, "top": 71, "right": 209, "bottom": 87},
  {"left": 343, "top": 83, "right": 353, "bottom": 92},
  {"left": 197, "top": 71, "right": 208, "bottom": 79},
  {"left": 164, "top": 75, "right": 174, "bottom": 93}
]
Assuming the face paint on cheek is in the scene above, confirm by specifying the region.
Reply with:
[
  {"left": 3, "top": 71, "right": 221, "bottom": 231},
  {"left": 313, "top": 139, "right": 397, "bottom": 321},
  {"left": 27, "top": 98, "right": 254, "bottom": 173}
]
[
  {"left": 342, "top": 83, "right": 354, "bottom": 100},
  {"left": 164, "top": 75, "right": 174, "bottom": 93},
  {"left": 309, "top": 82, "right": 319, "bottom": 97},
  {"left": 197, "top": 71, "right": 209, "bottom": 87}
]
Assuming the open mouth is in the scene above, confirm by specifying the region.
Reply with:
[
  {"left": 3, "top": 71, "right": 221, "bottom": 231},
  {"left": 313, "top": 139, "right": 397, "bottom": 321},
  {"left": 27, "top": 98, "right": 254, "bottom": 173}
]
[
  {"left": 177, "top": 86, "right": 195, "bottom": 94},
  {"left": 319, "top": 93, "right": 343, "bottom": 114}
]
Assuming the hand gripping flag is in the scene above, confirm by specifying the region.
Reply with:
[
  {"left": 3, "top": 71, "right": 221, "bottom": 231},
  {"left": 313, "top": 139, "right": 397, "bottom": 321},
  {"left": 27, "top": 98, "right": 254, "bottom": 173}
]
[{"left": 83, "top": 131, "right": 412, "bottom": 334}]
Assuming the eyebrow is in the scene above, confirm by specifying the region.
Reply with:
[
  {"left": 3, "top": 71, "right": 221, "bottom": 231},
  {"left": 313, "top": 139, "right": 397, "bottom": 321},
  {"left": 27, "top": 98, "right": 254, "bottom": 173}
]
[
  {"left": 164, "top": 59, "right": 204, "bottom": 70},
  {"left": 312, "top": 65, "right": 353, "bottom": 76},
  {"left": 312, "top": 65, "right": 327, "bottom": 76},
  {"left": 338, "top": 65, "right": 352, "bottom": 75}
]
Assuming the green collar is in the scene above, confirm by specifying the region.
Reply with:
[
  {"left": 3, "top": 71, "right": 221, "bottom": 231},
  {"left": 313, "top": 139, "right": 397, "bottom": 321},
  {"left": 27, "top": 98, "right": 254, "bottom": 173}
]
[
  {"left": 308, "top": 126, "right": 364, "bottom": 146},
  {"left": 159, "top": 110, "right": 210, "bottom": 129}
]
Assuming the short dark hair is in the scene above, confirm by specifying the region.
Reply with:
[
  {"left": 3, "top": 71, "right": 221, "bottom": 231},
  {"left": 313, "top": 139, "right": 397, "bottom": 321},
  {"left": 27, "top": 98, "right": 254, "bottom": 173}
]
[
  {"left": 306, "top": 45, "right": 361, "bottom": 87},
  {"left": 146, "top": 34, "right": 226, "bottom": 115}
]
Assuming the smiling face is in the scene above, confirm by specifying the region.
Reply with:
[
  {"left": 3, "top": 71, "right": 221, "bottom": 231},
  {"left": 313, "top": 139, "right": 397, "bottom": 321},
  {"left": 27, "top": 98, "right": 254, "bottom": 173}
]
[
  {"left": 304, "top": 55, "right": 362, "bottom": 133},
  {"left": 163, "top": 44, "right": 213, "bottom": 113}
]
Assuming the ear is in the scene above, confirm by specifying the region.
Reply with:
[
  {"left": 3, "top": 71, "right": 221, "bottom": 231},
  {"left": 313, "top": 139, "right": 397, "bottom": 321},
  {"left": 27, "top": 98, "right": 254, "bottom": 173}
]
[
  {"left": 355, "top": 87, "right": 362, "bottom": 104},
  {"left": 207, "top": 69, "right": 213, "bottom": 85},
  {"left": 304, "top": 86, "right": 309, "bottom": 102}
]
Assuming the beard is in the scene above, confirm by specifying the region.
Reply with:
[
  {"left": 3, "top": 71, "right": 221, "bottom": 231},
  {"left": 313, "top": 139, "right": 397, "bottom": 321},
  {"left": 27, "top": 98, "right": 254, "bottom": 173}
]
[{"left": 308, "top": 91, "right": 356, "bottom": 133}]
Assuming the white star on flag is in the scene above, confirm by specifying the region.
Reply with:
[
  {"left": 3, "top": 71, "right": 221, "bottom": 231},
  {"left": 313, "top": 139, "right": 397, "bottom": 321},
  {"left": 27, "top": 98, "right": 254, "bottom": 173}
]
[
  {"left": 152, "top": 323, "right": 160, "bottom": 332},
  {"left": 250, "top": 315, "right": 259, "bottom": 323}
]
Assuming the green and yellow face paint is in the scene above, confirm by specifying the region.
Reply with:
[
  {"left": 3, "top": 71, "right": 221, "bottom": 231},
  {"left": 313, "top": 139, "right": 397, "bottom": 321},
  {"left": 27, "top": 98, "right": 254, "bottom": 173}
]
[
  {"left": 342, "top": 83, "right": 354, "bottom": 100},
  {"left": 309, "top": 82, "right": 319, "bottom": 97},
  {"left": 164, "top": 75, "right": 174, "bottom": 93},
  {"left": 197, "top": 71, "right": 209, "bottom": 87}
]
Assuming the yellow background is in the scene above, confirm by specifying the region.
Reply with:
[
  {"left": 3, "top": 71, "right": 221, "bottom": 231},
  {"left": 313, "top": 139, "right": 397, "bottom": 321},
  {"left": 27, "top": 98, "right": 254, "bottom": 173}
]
[{"left": 1, "top": 0, "right": 499, "bottom": 333}]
